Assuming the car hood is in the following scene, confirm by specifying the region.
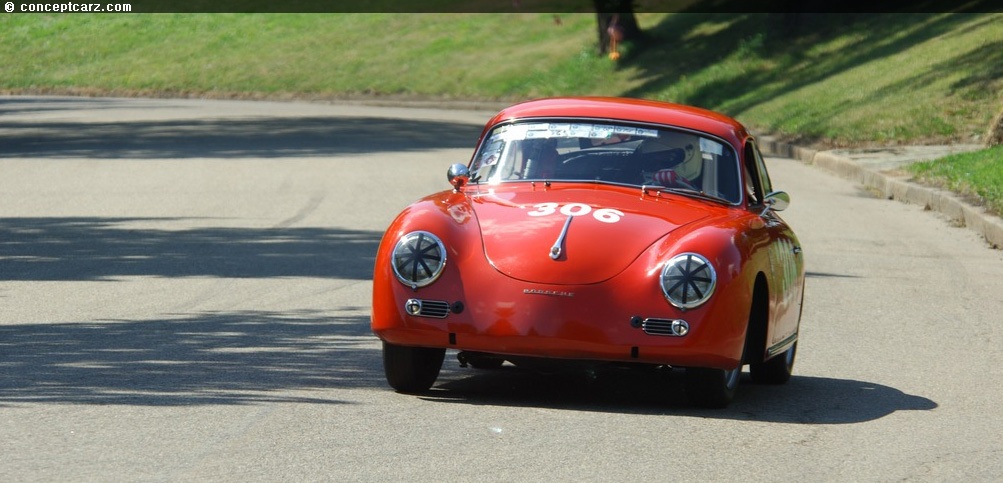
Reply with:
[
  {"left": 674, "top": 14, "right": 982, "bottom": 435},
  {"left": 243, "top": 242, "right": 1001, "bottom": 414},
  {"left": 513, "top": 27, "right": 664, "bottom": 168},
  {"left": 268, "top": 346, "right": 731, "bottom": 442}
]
[{"left": 470, "top": 185, "right": 714, "bottom": 284}]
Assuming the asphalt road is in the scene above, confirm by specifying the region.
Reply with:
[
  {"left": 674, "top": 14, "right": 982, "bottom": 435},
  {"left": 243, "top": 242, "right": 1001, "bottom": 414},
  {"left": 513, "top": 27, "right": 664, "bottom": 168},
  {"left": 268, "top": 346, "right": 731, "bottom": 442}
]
[{"left": 2, "top": 96, "right": 1002, "bottom": 482}]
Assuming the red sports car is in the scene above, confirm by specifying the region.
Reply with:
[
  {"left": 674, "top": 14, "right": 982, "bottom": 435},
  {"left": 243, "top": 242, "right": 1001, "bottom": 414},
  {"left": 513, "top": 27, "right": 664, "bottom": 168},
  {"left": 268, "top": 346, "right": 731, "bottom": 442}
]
[{"left": 371, "top": 97, "right": 805, "bottom": 408}]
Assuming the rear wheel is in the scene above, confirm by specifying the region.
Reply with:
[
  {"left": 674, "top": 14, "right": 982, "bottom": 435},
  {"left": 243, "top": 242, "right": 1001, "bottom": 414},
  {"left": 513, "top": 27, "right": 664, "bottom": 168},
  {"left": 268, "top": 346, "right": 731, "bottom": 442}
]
[
  {"left": 382, "top": 341, "right": 445, "bottom": 393},
  {"left": 684, "top": 365, "right": 742, "bottom": 409},
  {"left": 750, "top": 341, "right": 796, "bottom": 384}
]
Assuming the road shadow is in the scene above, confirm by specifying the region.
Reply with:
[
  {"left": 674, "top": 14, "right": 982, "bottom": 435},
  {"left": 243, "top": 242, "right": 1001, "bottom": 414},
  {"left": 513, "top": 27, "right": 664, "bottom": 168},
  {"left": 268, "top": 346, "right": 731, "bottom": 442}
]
[
  {"left": 0, "top": 310, "right": 382, "bottom": 406},
  {"left": 421, "top": 361, "right": 936, "bottom": 423},
  {"left": 0, "top": 98, "right": 483, "bottom": 159},
  {"left": 0, "top": 97, "right": 138, "bottom": 116},
  {"left": 0, "top": 217, "right": 383, "bottom": 281}
]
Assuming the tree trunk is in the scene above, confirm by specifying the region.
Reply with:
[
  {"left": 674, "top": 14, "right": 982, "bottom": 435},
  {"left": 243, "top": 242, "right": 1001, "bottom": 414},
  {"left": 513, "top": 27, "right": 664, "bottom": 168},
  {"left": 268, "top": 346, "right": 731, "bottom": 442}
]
[
  {"left": 594, "top": 0, "right": 642, "bottom": 57},
  {"left": 986, "top": 104, "right": 1003, "bottom": 148}
]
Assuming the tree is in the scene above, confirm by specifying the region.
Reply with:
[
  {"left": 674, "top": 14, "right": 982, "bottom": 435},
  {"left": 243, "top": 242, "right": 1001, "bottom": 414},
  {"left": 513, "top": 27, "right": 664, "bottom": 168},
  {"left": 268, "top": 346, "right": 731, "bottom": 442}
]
[{"left": 594, "top": 0, "right": 643, "bottom": 58}]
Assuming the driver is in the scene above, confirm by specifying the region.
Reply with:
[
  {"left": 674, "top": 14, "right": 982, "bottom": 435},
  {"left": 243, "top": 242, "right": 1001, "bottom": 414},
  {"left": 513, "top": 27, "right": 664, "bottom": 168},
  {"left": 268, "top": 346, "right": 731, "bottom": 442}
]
[
  {"left": 639, "top": 133, "right": 702, "bottom": 188},
  {"left": 523, "top": 138, "right": 559, "bottom": 179}
]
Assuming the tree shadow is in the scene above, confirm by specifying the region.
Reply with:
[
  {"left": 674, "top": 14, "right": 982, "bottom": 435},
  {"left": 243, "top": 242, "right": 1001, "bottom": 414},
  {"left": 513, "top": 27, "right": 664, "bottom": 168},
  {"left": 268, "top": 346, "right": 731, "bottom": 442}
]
[
  {"left": 0, "top": 97, "right": 137, "bottom": 116},
  {"left": 0, "top": 217, "right": 383, "bottom": 281},
  {"left": 620, "top": 12, "right": 997, "bottom": 140},
  {"left": 423, "top": 362, "right": 936, "bottom": 423},
  {"left": 0, "top": 98, "right": 483, "bottom": 159},
  {"left": 0, "top": 310, "right": 382, "bottom": 406}
]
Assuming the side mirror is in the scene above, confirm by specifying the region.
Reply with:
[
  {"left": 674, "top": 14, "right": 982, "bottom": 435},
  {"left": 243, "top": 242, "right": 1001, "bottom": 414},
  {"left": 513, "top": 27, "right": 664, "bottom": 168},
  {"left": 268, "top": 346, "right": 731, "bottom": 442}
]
[
  {"left": 447, "top": 164, "right": 470, "bottom": 192},
  {"left": 761, "top": 191, "right": 790, "bottom": 216}
]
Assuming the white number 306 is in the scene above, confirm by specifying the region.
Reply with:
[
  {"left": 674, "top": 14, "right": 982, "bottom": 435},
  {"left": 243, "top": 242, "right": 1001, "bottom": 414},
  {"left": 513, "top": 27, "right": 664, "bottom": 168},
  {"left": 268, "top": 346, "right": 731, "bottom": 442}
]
[{"left": 527, "top": 202, "right": 624, "bottom": 223}]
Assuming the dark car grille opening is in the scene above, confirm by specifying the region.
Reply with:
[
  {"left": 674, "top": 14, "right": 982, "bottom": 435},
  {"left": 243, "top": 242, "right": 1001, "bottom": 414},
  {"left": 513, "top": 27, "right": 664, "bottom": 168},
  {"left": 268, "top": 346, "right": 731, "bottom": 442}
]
[
  {"left": 641, "top": 318, "right": 688, "bottom": 337},
  {"left": 413, "top": 299, "right": 450, "bottom": 318}
]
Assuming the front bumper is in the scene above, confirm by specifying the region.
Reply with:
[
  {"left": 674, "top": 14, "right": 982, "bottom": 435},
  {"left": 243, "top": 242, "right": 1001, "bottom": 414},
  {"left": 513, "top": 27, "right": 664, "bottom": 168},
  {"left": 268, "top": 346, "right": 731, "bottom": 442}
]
[{"left": 372, "top": 265, "right": 749, "bottom": 370}]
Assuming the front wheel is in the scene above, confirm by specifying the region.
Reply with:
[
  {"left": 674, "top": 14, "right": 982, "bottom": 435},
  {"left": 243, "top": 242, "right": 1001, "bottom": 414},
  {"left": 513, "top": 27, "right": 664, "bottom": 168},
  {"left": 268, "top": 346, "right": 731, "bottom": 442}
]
[
  {"left": 382, "top": 341, "right": 445, "bottom": 393},
  {"left": 750, "top": 341, "right": 796, "bottom": 385},
  {"left": 685, "top": 365, "right": 742, "bottom": 409}
]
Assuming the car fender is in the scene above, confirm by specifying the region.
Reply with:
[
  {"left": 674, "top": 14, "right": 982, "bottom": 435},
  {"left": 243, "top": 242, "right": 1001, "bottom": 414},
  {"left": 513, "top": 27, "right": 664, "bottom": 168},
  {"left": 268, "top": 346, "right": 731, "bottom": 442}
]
[
  {"left": 645, "top": 214, "right": 763, "bottom": 364},
  {"left": 372, "top": 191, "right": 483, "bottom": 337}
]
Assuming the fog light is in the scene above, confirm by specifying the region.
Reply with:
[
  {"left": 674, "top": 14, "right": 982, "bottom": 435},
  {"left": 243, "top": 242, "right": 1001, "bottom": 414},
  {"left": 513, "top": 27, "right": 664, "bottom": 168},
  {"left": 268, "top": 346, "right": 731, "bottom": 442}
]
[
  {"left": 672, "top": 320, "right": 690, "bottom": 336},
  {"left": 405, "top": 299, "right": 423, "bottom": 316}
]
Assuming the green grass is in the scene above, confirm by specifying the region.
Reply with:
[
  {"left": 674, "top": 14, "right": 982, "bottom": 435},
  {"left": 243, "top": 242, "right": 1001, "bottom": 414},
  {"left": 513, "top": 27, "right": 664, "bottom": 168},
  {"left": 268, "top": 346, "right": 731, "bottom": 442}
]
[
  {"left": 1, "top": 12, "right": 1002, "bottom": 212},
  {"left": 909, "top": 146, "right": 1003, "bottom": 217},
  {"left": 623, "top": 13, "right": 1003, "bottom": 146},
  {"left": 2, "top": 13, "right": 1000, "bottom": 145},
  {"left": 0, "top": 14, "right": 614, "bottom": 98}
]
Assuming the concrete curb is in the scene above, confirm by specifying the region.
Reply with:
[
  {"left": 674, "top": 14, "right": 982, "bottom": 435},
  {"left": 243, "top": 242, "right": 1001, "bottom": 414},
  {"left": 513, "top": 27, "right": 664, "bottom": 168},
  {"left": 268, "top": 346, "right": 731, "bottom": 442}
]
[{"left": 759, "top": 137, "right": 1003, "bottom": 250}]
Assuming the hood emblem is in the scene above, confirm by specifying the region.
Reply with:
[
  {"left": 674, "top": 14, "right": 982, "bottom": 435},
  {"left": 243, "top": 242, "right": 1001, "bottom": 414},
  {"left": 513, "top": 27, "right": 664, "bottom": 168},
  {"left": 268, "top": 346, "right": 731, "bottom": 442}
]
[
  {"left": 524, "top": 289, "right": 575, "bottom": 297},
  {"left": 550, "top": 215, "right": 574, "bottom": 260}
]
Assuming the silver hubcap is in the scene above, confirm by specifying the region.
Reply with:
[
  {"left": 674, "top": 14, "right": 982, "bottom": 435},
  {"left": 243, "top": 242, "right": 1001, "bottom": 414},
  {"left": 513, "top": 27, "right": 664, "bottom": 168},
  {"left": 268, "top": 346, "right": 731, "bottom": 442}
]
[
  {"left": 725, "top": 366, "right": 742, "bottom": 390},
  {"left": 784, "top": 343, "right": 797, "bottom": 369}
]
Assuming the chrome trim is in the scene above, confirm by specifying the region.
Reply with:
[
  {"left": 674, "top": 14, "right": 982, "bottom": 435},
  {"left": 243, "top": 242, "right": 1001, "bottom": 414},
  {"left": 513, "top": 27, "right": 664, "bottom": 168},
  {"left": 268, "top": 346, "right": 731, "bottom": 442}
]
[
  {"left": 550, "top": 215, "right": 573, "bottom": 260},
  {"left": 447, "top": 163, "right": 470, "bottom": 191},
  {"left": 391, "top": 231, "right": 447, "bottom": 289},
  {"left": 404, "top": 298, "right": 450, "bottom": 319},
  {"left": 660, "top": 253, "right": 717, "bottom": 310},
  {"left": 523, "top": 288, "right": 575, "bottom": 297},
  {"left": 405, "top": 298, "right": 422, "bottom": 315},
  {"left": 641, "top": 318, "right": 690, "bottom": 337},
  {"left": 766, "top": 333, "right": 798, "bottom": 358},
  {"left": 760, "top": 190, "right": 791, "bottom": 216}
]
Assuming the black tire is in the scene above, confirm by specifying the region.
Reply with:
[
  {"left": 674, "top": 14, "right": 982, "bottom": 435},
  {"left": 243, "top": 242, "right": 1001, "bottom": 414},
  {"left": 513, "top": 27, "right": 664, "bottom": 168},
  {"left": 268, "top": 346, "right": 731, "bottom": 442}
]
[
  {"left": 750, "top": 341, "right": 796, "bottom": 385},
  {"left": 382, "top": 341, "right": 445, "bottom": 393},
  {"left": 684, "top": 365, "right": 742, "bottom": 409}
]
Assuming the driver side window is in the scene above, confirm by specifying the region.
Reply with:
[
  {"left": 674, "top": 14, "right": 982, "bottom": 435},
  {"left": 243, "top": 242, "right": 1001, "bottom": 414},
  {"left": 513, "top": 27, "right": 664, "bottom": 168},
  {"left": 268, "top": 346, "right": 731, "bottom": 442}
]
[
  {"left": 743, "top": 142, "right": 765, "bottom": 206},
  {"left": 753, "top": 143, "right": 773, "bottom": 195}
]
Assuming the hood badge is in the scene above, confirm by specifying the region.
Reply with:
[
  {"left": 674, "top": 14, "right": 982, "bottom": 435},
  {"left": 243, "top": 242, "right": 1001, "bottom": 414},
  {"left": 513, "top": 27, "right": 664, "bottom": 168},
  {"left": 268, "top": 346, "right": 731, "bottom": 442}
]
[
  {"left": 550, "top": 215, "right": 573, "bottom": 260},
  {"left": 524, "top": 289, "right": 575, "bottom": 298}
]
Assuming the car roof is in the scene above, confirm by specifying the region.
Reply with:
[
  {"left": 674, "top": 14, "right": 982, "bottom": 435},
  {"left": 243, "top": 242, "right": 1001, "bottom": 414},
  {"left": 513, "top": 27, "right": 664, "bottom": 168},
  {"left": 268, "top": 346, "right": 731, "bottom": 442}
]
[{"left": 482, "top": 97, "right": 749, "bottom": 148}]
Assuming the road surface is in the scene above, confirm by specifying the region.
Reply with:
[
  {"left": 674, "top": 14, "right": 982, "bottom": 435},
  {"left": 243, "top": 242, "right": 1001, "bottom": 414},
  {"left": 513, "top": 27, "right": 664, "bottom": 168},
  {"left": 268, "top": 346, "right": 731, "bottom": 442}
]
[{"left": 2, "top": 96, "right": 1002, "bottom": 481}]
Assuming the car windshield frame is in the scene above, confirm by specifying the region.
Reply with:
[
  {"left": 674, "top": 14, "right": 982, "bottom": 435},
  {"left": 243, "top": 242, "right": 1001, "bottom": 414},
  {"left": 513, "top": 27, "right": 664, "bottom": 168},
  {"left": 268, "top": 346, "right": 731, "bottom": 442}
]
[{"left": 468, "top": 118, "right": 744, "bottom": 205}]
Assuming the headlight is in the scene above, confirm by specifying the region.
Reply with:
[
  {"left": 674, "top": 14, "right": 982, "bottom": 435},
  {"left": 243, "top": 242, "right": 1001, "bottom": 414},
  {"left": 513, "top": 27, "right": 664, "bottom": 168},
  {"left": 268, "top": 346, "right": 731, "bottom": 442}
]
[
  {"left": 392, "top": 231, "right": 447, "bottom": 288},
  {"left": 660, "top": 253, "right": 716, "bottom": 310}
]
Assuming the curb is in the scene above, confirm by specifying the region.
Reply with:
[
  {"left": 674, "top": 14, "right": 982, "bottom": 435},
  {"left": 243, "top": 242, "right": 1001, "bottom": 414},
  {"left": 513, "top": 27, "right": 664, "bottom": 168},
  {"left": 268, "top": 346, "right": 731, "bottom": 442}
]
[{"left": 759, "top": 137, "right": 1003, "bottom": 250}]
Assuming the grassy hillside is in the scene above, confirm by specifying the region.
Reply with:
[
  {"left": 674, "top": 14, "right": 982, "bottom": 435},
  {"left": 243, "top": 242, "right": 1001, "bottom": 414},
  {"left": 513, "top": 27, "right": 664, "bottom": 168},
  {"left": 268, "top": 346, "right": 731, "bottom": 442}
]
[
  {"left": 2, "top": 13, "right": 1001, "bottom": 214},
  {"left": 3, "top": 13, "right": 1001, "bottom": 145},
  {"left": 1, "top": 14, "right": 616, "bottom": 100},
  {"left": 630, "top": 13, "right": 1002, "bottom": 146}
]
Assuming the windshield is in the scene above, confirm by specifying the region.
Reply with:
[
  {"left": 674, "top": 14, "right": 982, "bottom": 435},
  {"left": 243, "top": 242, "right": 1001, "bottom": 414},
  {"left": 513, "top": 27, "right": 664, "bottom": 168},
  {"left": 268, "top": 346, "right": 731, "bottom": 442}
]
[{"left": 469, "top": 120, "right": 742, "bottom": 204}]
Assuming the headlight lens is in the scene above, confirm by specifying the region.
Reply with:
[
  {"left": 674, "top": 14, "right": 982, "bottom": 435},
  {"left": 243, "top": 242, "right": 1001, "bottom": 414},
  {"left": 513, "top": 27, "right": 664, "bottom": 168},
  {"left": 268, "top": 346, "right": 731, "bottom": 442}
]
[
  {"left": 392, "top": 231, "right": 447, "bottom": 288},
  {"left": 660, "top": 253, "right": 716, "bottom": 310}
]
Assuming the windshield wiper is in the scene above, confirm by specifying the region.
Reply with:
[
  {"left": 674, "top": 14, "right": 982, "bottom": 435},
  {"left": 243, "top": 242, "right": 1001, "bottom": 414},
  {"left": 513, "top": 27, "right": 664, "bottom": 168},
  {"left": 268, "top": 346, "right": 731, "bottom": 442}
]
[
  {"left": 657, "top": 186, "right": 729, "bottom": 204},
  {"left": 469, "top": 167, "right": 485, "bottom": 184}
]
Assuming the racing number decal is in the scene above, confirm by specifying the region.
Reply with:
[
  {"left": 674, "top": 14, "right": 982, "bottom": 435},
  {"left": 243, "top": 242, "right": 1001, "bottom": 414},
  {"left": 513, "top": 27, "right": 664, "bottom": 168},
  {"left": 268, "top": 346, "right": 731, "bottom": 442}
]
[
  {"left": 527, "top": 202, "right": 624, "bottom": 223},
  {"left": 527, "top": 202, "right": 574, "bottom": 217}
]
